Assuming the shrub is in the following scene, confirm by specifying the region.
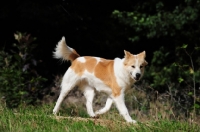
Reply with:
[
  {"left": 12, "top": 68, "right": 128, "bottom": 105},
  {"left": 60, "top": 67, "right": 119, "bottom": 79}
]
[
  {"left": 144, "top": 45, "right": 200, "bottom": 115},
  {"left": 0, "top": 32, "right": 46, "bottom": 108}
]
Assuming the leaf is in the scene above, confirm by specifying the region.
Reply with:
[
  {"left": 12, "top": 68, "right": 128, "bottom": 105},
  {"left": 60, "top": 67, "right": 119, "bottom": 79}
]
[
  {"left": 139, "top": 17, "right": 144, "bottom": 23},
  {"left": 194, "top": 47, "right": 200, "bottom": 51},
  {"left": 112, "top": 10, "right": 120, "bottom": 15},
  {"left": 194, "top": 103, "right": 200, "bottom": 109},
  {"left": 189, "top": 67, "right": 194, "bottom": 74},
  {"left": 173, "top": 62, "right": 178, "bottom": 66},
  {"left": 188, "top": 92, "right": 193, "bottom": 95},
  {"left": 134, "top": 16, "right": 137, "bottom": 20},
  {"left": 181, "top": 44, "right": 188, "bottom": 49},
  {"left": 19, "top": 91, "right": 26, "bottom": 95},
  {"left": 183, "top": 64, "right": 189, "bottom": 67},
  {"left": 178, "top": 77, "right": 184, "bottom": 83}
]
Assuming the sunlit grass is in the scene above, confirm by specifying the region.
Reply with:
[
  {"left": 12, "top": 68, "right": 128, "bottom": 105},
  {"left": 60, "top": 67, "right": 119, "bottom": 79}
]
[
  {"left": 0, "top": 104, "right": 108, "bottom": 132},
  {"left": 0, "top": 102, "right": 199, "bottom": 132}
]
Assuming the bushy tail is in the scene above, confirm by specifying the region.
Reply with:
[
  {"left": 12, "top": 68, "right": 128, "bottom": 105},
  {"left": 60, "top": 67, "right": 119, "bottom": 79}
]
[{"left": 53, "top": 37, "right": 80, "bottom": 63}]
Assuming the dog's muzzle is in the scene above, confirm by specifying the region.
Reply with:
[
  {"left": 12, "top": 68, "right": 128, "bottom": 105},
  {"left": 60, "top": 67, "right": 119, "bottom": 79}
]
[
  {"left": 136, "top": 73, "right": 141, "bottom": 79},
  {"left": 130, "top": 72, "right": 141, "bottom": 81},
  {"left": 133, "top": 73, "right": 141, "bottom": 81}
]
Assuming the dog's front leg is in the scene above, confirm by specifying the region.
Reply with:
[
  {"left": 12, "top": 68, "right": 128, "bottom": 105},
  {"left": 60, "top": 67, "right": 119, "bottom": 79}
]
[{"left": 113, "top": 94, "right": 137, "bottom": 123}]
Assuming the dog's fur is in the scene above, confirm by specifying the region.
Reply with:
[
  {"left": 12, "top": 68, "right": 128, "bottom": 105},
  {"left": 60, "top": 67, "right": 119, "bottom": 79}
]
[{"left": 53, "top": 37, "right": 148, "bottom": 123}]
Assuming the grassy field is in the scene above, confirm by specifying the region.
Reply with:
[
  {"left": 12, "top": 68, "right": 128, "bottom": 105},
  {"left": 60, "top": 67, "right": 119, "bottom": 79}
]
[{"left": 0, "top": 102, "right": 200, "bottom": 132}]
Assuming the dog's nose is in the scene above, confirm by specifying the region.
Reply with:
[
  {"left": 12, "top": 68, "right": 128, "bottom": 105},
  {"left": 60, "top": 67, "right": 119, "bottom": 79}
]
[{"left": 136, "top": 73, "right": 141, "bottom": 79}]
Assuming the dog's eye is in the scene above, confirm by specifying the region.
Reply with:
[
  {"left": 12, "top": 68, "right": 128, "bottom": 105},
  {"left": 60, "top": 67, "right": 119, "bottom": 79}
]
[
  {"left": 132, "top": 66, "right": 135, "bottom": 68},
  {"left": 140, "top": 65, "right": 143, "bottom": 68}
]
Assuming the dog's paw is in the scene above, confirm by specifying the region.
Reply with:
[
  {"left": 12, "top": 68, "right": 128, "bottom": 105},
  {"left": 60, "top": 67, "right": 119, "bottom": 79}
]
[
  {"left": 53, "top": 109, "right": 58, "bottom": 115},
  {"left": 128, "top": 120, "right": 137, "bottom": 124},
  {"left": 90, "top": 115, "right": 99, "bottom": 119}
]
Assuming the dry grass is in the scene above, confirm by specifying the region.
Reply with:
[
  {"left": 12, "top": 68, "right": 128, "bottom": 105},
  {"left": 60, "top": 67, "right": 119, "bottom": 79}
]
[
  {"left": 1, "top": 101, "right": 200, "bottom": 132},
  {"left": 1, "top": 83, "right": 200, "bottom": 131}
]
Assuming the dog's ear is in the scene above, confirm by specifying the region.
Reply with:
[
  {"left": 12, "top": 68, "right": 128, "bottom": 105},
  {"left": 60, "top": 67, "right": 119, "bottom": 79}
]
[
  {"left": 123, "top": 50, "right": 132, "bottom": 65},
  {"left": 143, "top": 60, "right": 148, "bottom": 66},
  {"left": 140, "top": 51, "right": 148, "bottom": 66},
  {"left": 139, "top": 51, "right": 146, "bottom": 58},
  {"left": 124, "top": 50, "right": 132, "bottom": 59}
]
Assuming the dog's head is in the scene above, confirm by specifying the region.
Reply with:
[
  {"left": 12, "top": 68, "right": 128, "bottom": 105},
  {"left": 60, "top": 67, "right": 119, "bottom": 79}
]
[{"left": 123, "top": 50, "right": 148, "bottom": 81}]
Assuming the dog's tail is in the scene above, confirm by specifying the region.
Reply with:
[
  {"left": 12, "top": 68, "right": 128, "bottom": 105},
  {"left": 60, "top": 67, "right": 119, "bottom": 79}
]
[{"left": 53, "top": 37, "right": 80, "bottom": 63}]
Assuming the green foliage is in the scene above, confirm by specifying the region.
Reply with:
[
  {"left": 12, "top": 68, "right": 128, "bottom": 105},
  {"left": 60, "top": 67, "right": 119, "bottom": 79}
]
[
  {"left": 112, "top": 0, "right": 200, "bottom": 42},
  {"left": 144, "top": 47, "right": 176, "bottom": 88},
  {"left": 143, "top": 44, "right": 200, "bottom": 114},
  {"left": 147, "top": 44, "right": 200, "bottom": 88},
  {"left": 0, "top": 32, "right": 46, "bottom": 108},
  {"left": 112, "top": 0, "right": 200, "bottom": 114}
]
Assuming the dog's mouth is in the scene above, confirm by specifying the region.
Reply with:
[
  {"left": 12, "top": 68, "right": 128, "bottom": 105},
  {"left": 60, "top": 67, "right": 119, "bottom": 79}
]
[
  {"left": 130, "top": 72, "right": 140, "bottom": 81},
  {"left": 134, "top": 77, "right": 140, "bottom": 81}
]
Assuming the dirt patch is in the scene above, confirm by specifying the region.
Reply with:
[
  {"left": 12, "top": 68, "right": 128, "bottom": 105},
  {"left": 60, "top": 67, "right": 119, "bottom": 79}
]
[{"left": 53, "top": 115, "right": 123, "bottom": 126}]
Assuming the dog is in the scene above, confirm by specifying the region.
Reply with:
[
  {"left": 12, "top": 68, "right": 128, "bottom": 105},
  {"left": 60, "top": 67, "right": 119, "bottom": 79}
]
[{"left": 53, "top": 37, "right": 148, "bottom": 123}]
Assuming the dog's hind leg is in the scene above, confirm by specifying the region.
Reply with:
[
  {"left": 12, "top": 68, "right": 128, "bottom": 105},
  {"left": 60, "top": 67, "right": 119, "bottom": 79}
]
[
  {"left": 82, "top": 85, "right": 96, "bottom": 117},
  {"left": 95, "top": 97, "right": 113, "bottom": 115},
  {"left": 53, "top": 69, "right": 79, "bottom": 115}
]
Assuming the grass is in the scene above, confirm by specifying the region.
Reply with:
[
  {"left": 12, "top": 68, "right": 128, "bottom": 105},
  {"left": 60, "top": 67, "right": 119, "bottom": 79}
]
[{"left": 0, "top": 102, "right": 200, "bottom": 132}]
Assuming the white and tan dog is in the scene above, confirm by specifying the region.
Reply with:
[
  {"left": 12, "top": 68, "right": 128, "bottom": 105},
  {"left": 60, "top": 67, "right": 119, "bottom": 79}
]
[{"left": 53, "top": 37, "right": 148, "bottom": 123}]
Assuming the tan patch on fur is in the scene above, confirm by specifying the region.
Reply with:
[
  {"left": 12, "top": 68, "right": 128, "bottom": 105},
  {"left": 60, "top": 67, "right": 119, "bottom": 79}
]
[
  {"left": 94, "top": 59, "right": 121, "bottom": 97},
  {"left": 70, "top": 59, "right": 84, "bottom": 76},
  {"left": 71, "top": 57, "right": 121, "bottom": 97},
  {"left": 70, "top": 57, "right": 97, "bottom": 76},
  {"left": 84, "top": 57, "right": 98, "bottom": 73},
  {"left": 69, "top": 49, "right": 80, "bottom": 62}
]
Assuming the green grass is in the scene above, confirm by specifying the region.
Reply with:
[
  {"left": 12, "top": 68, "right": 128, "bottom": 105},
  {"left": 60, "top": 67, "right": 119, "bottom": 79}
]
[{"left": 0, "top": 104, "right": 199, "bottom": 132}]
